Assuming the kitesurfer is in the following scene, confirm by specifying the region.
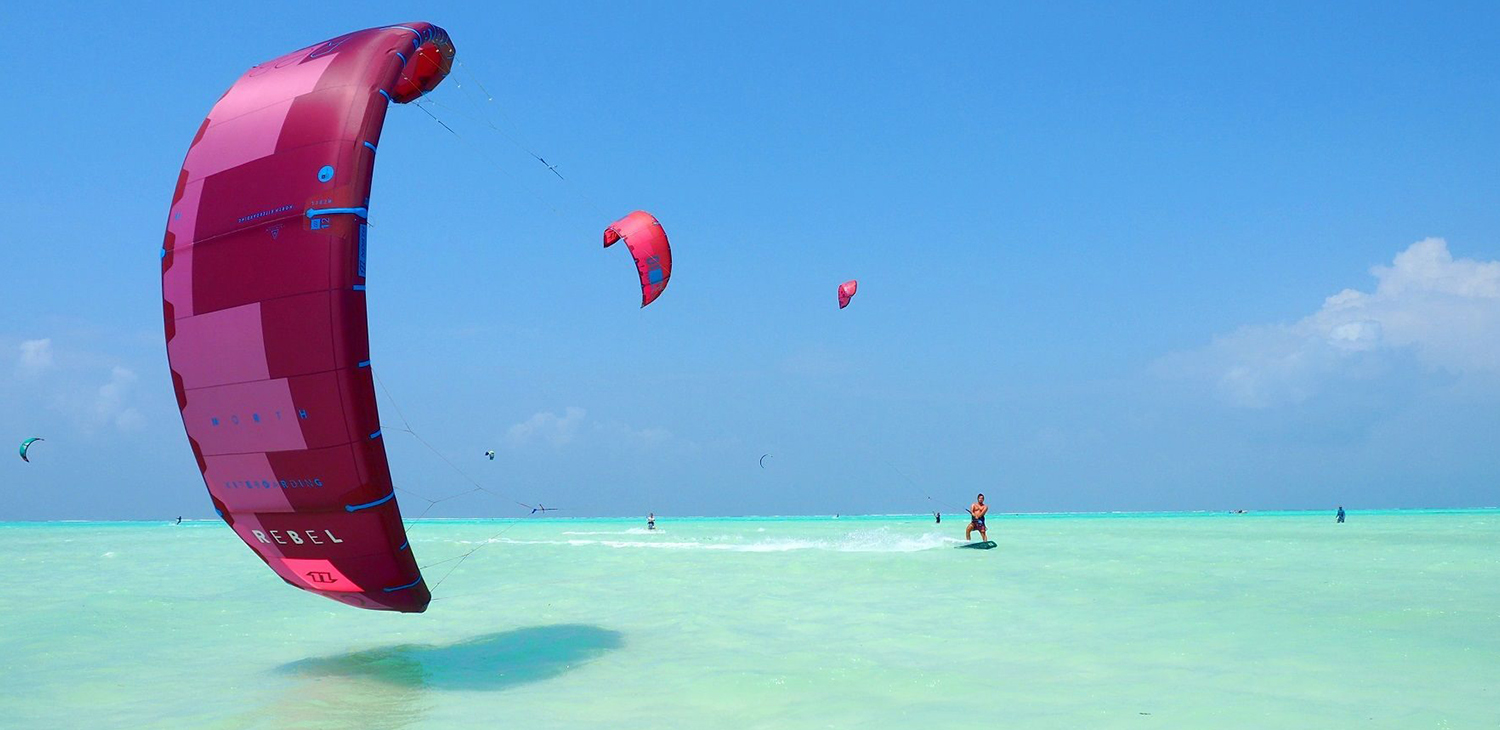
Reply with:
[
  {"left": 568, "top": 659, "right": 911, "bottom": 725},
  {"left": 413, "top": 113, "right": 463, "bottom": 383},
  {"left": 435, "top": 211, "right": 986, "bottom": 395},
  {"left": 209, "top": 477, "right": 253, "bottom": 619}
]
[
  {"left": 965, "top": 494, "right": 988, "bottom": 542},
  {"left": 934, "top": 511, "right": 941, "bottom": 524},
  {"left": 647, "top": 512, "right": 656, "bottom": 530},
  {"left": 176, "top": 516, "right": 182, "bottom": 525},
  {"left": 1336, "top": 505, "right": 1345, "bottom": 523}
]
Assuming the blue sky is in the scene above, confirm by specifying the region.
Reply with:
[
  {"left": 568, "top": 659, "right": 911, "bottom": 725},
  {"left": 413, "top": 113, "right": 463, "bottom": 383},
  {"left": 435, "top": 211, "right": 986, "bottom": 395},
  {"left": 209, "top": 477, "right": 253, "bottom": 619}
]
[{"left": 4, "top": 2, "right": 1499, "bottom": 519}]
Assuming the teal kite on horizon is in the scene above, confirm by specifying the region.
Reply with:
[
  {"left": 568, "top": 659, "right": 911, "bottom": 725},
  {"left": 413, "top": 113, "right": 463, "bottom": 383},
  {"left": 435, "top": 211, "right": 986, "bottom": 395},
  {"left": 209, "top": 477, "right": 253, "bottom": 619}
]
[{"left": 19, "top": 437, "right": 42, "bottom": 462}]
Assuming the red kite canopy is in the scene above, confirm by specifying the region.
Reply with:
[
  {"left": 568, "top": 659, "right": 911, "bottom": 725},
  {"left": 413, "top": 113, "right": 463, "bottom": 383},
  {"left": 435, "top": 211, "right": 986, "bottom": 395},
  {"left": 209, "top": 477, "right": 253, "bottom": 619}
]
[
  {"left": 161, "top": 23, "right": 456, "bottom": 613},
  {"left": 838, "top": 280, "right": 859, "bottom": 309},
  {"left": 604, "top": 211, "right": 673, "bottom": 307}
]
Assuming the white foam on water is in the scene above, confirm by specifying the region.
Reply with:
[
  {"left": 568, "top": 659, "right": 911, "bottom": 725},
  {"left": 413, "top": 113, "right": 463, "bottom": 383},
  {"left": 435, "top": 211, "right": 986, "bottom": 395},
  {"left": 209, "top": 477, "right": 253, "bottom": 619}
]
[
  {"left": 494, "top": 527, "right": 959, "bottom": 553},
  {"left": 561, "top": 527, "right": 665, "bottom": 536},
  {"left": 835, "top": 529, "right": 961, "bottom": 552}
]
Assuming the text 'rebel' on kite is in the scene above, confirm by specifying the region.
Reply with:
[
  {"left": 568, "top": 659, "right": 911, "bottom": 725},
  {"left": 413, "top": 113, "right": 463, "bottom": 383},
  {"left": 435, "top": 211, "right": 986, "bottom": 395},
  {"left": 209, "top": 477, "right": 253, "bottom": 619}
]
[{"left": 161, "top": 23, "right": 456, "bottom": 613}]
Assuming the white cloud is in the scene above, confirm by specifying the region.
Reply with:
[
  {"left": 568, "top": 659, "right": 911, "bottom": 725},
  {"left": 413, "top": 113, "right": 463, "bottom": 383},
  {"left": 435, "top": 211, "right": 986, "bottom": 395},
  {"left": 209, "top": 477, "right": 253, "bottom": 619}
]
[
  {"left": 96, "top": 366, "right": 144, "bottom": 432},
  {"left": 1160, "top": 238, "right": 1500, "bottom": 407},
  {"left": 17, "top": 338, "right": 53, "bottom": 376},
  {"left": 114, "top": 407, "right": 146, "bottom": 432},
  {"left": 596, "top": 420, "right": 677, "bottom": 448},
  {"left": 505, "top": 407, "right": 587, "bottom": 447},
  {"left": 43, "top": 364, "right": 147, "bottom": 433}
]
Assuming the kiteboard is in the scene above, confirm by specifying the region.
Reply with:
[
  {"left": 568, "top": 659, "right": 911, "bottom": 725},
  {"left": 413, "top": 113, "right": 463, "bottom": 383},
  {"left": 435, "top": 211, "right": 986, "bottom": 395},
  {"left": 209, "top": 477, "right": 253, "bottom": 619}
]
[{"left": 956, "top": 541, "right": 997, "bottom": 550}]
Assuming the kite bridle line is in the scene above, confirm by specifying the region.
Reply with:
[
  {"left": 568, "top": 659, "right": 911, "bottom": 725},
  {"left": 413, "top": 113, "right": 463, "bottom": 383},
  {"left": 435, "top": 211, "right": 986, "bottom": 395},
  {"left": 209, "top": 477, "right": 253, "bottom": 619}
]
[
  {"left": 385, "top": 46, "right": 609, "bottom": 225},
  {"left": 446, "top": 58, "right": 613, "bottom": 220},
  {"left": 883, "top": 459, "right": 966, "bottom": 515},
  {"left": 370, "top": 370, "right": 562, "bottom": 590},
  {"left": 377, "top": 40, "right": 693, "bottom": 592},
  {"left": 406, "top": 98, "right": 567, "bottom": 219},
  {"left": 371, "top": 370, "right": 535, "bottom": 514},
  {"left": 388, "top": 50, "right": 613, "bottom": 224},
  {"left": 369, "top": 45, "right": 629, "bottom": 594},
  {"left": 410, "top": 95, "right": 611, "bottom": 224}
]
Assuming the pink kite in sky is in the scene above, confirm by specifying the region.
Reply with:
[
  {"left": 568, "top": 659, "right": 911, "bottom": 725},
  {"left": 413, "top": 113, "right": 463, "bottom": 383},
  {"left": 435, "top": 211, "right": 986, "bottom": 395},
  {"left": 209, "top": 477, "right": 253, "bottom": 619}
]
[
  {"left": 604, "top": 211, "right": 673, "bottom": 307},
  {"left": 838, "top": 280, "right": 859, "bottom": 309},
  {"left": 161, "top": 23, "right": 455, "bottom": 613}
]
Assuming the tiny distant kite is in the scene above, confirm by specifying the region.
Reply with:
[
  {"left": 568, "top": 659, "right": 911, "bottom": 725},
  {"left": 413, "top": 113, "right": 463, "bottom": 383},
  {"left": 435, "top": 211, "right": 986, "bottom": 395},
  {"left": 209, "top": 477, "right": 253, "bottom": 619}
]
[
  {"left": 19, "top": 437, "right": 43, "bottom": 462},
  {"left": 838, "top": 280, "right": 858, "bottom": 309},
  {"left": 530, "top": 504, "right": 560, "bottom": 514},
  {"left": 760, "top": 453, "right": 771, "bottom": 469},
  {"left": 484, "top": 450, "right": 496, "bottom": 461},
  {"left": 604, "top": 211, "right": 673, "bottom": 307}
]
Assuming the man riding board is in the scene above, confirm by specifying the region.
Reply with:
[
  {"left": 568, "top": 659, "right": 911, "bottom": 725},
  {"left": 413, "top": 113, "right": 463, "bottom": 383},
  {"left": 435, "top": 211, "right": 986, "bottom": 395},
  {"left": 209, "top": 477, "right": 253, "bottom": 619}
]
[{"left": 966, "top": 493, "right": 989, "bottom": 542}]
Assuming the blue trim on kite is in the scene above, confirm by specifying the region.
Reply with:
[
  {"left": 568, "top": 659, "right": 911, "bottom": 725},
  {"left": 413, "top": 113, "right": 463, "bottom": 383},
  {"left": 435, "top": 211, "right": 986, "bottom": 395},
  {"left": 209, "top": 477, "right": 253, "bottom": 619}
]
[
  {"left": 378, "top": 89, "right": 393, "bottom": 102},
  {"left": 395, "top": 51, "right": 407, "bottom": 64},
  {"left": 357, "top": 360, "right": 371, "bottom": 368},
  {"left": 369, "top": 429, "right": 382, "bottom": 440},
  {"left": 363, "top": 141, "right": 377, "bottom": 153},
  {"left": 214, "top": 508, "right": 224, "bottom": 517},
  {"left": 160, "top": 248, "right": 166, "bottom": 259},
  {"left": 384, "top": 25, "right": 422, "bottom": 48},
  {"left": 306, "top": 207, "right": 368, "bottom": 219},
  {"left": 345, "top": 491, "right": 394, "bottom": 513},
  {"left": 352, "top": 284, "right": 366, "bottom": 291},
  {"left": 383, "top": 576, "right": 423, "bottom": 593},
  {"left": 382, "top": 24, "right": 448, "bottom": 51},
  {"left": 398, "top": 540, "right": 409, "bottom": 551}
]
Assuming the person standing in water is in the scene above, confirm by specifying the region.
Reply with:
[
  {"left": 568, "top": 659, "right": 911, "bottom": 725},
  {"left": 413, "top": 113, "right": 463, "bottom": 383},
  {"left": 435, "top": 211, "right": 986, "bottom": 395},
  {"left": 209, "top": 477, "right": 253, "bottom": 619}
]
[
  {"left": 935, "top": 511, "right": 941, "bottom": 524},
  {"left": 965, "top": 493, "right": 988, "bottom": 542},
  {"left": 1336, "top": 505, "right": 1345, "bottom": 523},
  {"left": 647, "top": 512, "right": 656, "bottom": 530}
]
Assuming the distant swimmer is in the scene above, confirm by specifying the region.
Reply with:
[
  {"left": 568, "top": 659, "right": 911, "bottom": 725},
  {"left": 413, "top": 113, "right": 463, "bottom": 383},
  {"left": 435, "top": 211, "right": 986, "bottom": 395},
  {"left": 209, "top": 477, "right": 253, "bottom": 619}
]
[
  {"left": 1336, "top": 505, "right": 1345, "bottom": 523},
  {"left": 647, "top": 512, "right": 656, "bottom": 530},
  {"left": 965, "top": 493, "right": 989, "bottom": 542}
]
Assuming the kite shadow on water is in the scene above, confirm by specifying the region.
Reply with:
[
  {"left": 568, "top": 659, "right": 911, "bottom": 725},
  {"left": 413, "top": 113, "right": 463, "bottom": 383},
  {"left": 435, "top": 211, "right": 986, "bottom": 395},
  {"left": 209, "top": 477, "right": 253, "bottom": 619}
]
[{"left": 276, "top": 624, "right": 624, "bottom": 692}]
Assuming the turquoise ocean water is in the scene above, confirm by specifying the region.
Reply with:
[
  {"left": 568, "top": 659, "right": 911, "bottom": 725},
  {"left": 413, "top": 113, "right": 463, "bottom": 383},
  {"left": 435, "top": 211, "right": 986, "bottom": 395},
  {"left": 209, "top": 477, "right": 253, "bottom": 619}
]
[{"left": 2, "top": 510, "right": 1497, "bottom": 729}]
